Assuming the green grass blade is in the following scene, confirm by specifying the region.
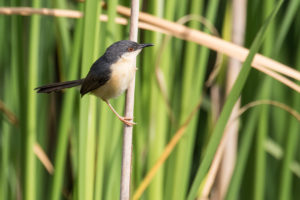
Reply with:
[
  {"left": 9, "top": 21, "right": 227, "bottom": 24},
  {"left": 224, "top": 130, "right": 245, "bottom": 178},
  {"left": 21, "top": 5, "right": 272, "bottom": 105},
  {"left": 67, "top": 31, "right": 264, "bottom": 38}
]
[
  {"left": 78, "top": 1, "right": 101, "bottom": 200},
  {"left": 146, "top": 1, "right": 167, "bottom": 200},
  {"left": 25, "top": 1, "right": 41, "bottom": 199},
  {"left": 171, "top": 1, "right": 205, "bottom": 199},
  {"left": 50, "top": 8, "right": 83, "bottom": 200},
  {"left": 254, "top": 1, "right": 275, "bottom": 199},
  {"left": 278, "top": 30, "right": 300, "bottom": 200},
  {"left": 187, "top": 1, "right": 284, "bottom": 199},
  {"left": 275, "top": 0, "right": 300, "bottom": 53},
  {"left": 53, "top": 0, "right": 71, "bottom": 74},
  {"left": 94, "top": 2, "right": 118, "bottom": 199},
  {"left": 225, "top": 109, "right": 259, "bottom": 200}
]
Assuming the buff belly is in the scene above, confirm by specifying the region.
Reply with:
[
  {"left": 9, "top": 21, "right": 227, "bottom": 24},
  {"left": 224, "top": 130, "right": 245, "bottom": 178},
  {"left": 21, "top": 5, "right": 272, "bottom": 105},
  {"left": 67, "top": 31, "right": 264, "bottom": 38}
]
[{"left": 92, "top": 58, "right": 136, "bottom": 100}]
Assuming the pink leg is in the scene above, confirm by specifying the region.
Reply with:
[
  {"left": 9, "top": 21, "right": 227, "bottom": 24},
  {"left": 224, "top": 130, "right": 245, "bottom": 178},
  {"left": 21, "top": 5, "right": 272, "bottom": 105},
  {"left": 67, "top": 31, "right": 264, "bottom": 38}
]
[{"left": 104, "top": 100, "right": 136, "bottom": 126}]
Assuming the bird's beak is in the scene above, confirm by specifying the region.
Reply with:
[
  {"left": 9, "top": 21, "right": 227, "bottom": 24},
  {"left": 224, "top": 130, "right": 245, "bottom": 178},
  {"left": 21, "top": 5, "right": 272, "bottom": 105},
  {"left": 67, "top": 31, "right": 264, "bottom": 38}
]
[{"left": 139, "top": 43, "right": 154, "bottom": 49}]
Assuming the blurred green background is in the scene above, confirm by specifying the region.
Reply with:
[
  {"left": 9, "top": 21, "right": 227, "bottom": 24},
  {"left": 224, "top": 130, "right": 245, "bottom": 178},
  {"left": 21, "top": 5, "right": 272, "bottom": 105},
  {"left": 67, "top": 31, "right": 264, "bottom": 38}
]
[{"left": 0, "top": 0, "right": 300, "bottom": 200}]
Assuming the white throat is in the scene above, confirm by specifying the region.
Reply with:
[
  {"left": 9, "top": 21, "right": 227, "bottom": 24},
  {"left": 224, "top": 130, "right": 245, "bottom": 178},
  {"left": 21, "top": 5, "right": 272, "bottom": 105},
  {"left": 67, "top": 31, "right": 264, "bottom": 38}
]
[{"left": 121, "top": 49, "right": 142, "bottom": 61}]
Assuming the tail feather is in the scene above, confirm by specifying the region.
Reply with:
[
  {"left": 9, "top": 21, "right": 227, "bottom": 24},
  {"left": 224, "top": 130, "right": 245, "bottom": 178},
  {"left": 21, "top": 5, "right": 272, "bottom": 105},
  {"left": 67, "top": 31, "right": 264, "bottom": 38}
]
[{"left": 35, "top": 79, "right": 84, "bottom": 93}]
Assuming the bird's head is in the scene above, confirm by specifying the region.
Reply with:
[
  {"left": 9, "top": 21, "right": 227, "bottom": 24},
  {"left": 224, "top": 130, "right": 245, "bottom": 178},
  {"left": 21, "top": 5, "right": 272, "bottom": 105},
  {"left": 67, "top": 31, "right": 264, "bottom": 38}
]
[{"left": 104, "top": 40, "right": 153, "bottom": 62}]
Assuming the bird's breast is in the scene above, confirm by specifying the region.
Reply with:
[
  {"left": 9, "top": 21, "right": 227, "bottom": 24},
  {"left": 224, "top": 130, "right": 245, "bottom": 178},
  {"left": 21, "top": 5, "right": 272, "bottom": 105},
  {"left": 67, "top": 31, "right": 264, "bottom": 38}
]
[{"left": 92, "top": 57, "right": 136, "bottom": 100}]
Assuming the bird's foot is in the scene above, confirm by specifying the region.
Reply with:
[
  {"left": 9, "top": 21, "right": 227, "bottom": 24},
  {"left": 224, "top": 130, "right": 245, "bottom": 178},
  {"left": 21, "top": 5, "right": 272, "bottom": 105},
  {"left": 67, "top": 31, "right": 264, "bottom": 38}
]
[
  {"left": 104, "top": 100, "right": 136, "bottom": 126},
  {"left": 119, "top": 116, "right": 136, "bottom": 126}
]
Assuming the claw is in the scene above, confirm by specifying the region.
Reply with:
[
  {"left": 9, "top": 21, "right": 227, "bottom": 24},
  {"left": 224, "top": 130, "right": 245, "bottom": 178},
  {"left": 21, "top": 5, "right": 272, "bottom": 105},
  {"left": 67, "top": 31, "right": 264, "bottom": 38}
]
[
  {"left": 123, "top": 116, "right": 133, "bottom": 121},
  {"left": 119, "top": 117, "right": 136, "bottom": 126}
]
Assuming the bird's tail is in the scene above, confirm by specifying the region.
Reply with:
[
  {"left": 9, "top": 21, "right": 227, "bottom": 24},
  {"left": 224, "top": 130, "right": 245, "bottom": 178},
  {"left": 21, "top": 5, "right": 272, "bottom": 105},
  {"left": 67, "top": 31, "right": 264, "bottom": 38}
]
[{"left": 35, "top": 79, "right": 84, "bottom": 93}]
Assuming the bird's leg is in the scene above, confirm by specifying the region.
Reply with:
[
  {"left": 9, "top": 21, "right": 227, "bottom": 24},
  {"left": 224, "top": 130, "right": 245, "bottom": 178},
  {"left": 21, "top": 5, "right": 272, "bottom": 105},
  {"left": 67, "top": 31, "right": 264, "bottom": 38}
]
[{"left": 104, "top": 100, "right": 136, "bottom": 126}]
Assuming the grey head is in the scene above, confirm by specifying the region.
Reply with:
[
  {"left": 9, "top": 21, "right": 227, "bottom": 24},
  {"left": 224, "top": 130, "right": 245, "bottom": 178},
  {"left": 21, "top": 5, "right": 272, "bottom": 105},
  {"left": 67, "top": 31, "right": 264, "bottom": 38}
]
[{"left": 103, "top": 40, "right": 153, "bottom": 62}]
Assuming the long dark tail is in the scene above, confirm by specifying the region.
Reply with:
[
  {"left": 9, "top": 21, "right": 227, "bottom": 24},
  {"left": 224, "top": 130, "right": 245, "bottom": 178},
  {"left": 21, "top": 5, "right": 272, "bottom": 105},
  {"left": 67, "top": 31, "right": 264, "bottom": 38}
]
[{"left": 35, "top": 79, "right": 84, "bottom": 93}]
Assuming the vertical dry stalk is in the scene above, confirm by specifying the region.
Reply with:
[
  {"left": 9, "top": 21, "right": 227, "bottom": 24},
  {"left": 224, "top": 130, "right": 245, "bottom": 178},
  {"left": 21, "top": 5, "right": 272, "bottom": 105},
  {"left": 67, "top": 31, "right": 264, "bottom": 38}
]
[
  {"left": 215, "top": 0, "right": 247, "bottom": 199},
  {"left": 120, "top": 0, "right": 139, "bottom": 199}
]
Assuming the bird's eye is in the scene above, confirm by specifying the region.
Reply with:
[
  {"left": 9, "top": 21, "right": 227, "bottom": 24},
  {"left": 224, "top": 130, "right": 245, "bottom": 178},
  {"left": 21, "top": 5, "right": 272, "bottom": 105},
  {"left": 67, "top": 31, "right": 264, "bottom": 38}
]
[{"left": 127, "top": 47, "right": 134, "bottom": 52}]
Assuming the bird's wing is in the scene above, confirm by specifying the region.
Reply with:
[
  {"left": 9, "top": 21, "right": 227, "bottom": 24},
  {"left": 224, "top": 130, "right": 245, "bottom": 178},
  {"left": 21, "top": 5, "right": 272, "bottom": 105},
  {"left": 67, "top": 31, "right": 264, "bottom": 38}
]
[{"left": 80, "top": 59, "right": 111, "bottom": 96}]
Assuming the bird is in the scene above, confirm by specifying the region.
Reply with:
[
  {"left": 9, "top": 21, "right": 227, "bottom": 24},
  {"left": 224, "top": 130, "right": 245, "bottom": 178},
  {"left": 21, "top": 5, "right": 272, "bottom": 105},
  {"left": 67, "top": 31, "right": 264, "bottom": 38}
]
[{"left": 35, "top": 40, "right": 153, "bottom": 126}]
